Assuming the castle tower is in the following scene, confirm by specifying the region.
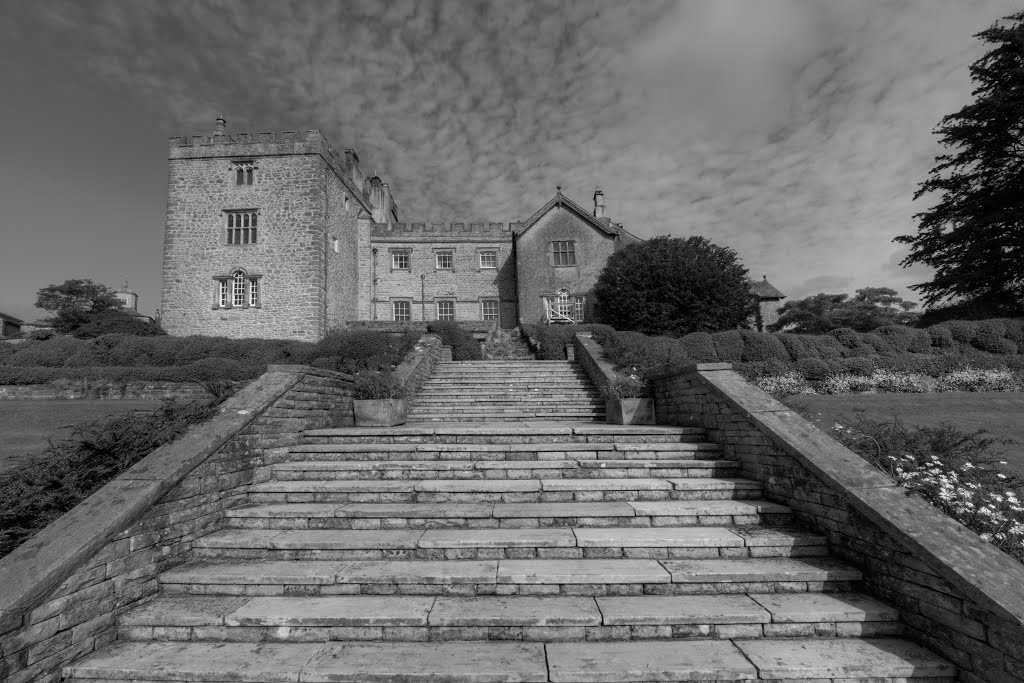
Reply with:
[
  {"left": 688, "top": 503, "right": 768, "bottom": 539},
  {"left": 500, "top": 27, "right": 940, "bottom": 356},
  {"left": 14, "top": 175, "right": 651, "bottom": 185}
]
[{"left": 160, "top": 120, "right": 384, "bottom": 340}]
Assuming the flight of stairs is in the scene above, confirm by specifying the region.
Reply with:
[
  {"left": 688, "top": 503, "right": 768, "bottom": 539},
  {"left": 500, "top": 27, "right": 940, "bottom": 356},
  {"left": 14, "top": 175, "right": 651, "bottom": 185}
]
[
  {"left": 407, "top": 360, "right": 605, "bottom": 422},
  {"left": 65, "top": 416, "right": 954, "bottom": 681}
]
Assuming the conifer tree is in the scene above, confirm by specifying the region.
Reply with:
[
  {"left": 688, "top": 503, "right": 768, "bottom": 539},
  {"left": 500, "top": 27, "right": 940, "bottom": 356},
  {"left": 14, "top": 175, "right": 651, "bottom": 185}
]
[{"left": 895, "top": 11, "right": 1024, "bottom": 310}]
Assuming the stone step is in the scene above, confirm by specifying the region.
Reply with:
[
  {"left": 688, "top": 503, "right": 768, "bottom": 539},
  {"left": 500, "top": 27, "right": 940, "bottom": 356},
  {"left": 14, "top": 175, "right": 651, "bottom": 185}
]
[
  {"left": 64, "top": 638, "right": 955, "bottom": 682},
  {"left": 302, "top": 424, "right": 707, "bottom": 444},
  {"left": 117, "top": 592, "right": 901, "bottom": 642},
  {"left": 278, "top": 442, "right": 719, "bottom": 463},
  {"left": 224, "top": 499, "right": 792, "bottom": 530},
  {"left": 247, "top": 477, "right": 762, "bottom": 504},
  {"left": 193, "top": 526, "right": 829, "bottom": 560},
  {"left": 405, "top": 414, "right": 605, "bottom": 423},
  {"left": 272, "top": 459, "right": 741, "bottom": 480},
  {"left": 411, "top": 398, "right": 604, "bottom": 405},
  {"left": 157, "top": 557, "right": 861, "bottom": 596},
  {"left": 64, "top": 638, "right": 956, "bottom": 682},
  {"left": 406, "top": 407, "right": 605, "bottom": 415}
]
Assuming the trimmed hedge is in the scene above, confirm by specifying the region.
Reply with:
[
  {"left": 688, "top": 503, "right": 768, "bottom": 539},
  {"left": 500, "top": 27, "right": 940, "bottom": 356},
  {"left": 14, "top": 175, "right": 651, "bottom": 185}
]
[
  {"left": 679, "top": 332, "right": 718, "bottom": 362},
  {"left": 521, "top": 324, "right": 615, "bottom": 361},
  {"left": 711, "top": 330, "right": 744, "bottom": 362},
  {"left": 0, "top": 330, "right": 420, "bottom": 384},
  {"left": 426, "top": 322, "right": 480, "bottom": 361}
]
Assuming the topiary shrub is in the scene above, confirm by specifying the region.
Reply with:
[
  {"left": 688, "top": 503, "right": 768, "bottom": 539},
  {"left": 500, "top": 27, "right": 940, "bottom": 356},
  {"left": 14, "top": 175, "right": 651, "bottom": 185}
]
[
  {"left": 6, "top": 337, "right": 94, "bottom": 367},
  {"left": 829, "top": 328, "right": 861, "bottom": 349},
  {"left": 711, "top": 330, "right": 744, "bottom": 362},
  {"left": 73, "top": 312, "right": 166, "bottom": 339},
  {"left": 794, "top": 357, "right": 834, "bottom": 380},
  {"left": 679, "top": 332, "right": 718, "bottom": 362},
  {"left": 927, "top": 325, "right": 955, "bottom": 348},
  {"left": 972, "top": 332, "right": 1018, "bottom": 355},
  {"left": 738, "top": 330, "right": 789, "bottom": 362},
  {"left": 859, "top": 333, "right": 895, "bottom": 355},
  {"left": 839, "top": 356, "right": 876, "bottom": 375},
  {"left": 946, "top": 320, "right": 979, "bottom": 344},
  {"left": 873, "top": 325, "right": 919, "bottom": 353},
  {"left": 976, "top": 320, "right": 1008, "bottom": 337},
  {"left": 999, "top": 318, "right": 1024, "bottom": 343}
]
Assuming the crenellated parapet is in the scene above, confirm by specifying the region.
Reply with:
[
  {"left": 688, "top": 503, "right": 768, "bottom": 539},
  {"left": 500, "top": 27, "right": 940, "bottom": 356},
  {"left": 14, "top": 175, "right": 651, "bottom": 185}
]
[
  {"left": 370, "top": 221, "right": 519, "bottom": 241},
  {"left": 168, "top": 128, "right": 373, "bottom": 209}
]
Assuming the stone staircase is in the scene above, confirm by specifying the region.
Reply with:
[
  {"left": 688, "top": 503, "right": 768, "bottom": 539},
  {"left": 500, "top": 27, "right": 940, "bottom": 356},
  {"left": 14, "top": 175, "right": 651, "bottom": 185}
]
[
  {"left": 407, "top": 360, "right": 605, "bottom": 422},
  {"left": 65, "top": 415, "right": 954, "bottom": 681}
]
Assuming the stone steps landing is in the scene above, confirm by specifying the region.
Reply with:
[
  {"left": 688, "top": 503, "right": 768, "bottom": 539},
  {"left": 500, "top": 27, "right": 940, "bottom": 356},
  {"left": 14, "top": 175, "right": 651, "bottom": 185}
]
[
  {"left": 65, "top": 638, "right": 955, "bottom": 682},
  {"left": 117, "top": 593, "right": 903, "bottom": 642},
  {"left": 300, "top": 424, "right": 709, "bottom": 445},
  {"left": 192, "top": 526, "right": 830, "bottom": 561},
  {"left": 275, "top": 442, "right": 721, "bottom": 463}
]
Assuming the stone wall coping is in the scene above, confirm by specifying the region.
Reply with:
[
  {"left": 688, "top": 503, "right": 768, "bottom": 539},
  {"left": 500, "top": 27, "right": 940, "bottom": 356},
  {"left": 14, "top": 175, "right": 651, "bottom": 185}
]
[
  {"left": 573, "top": 333, "right": 617, "bottom": 399},
  {"left": 646, "top": 363, "right": 733, "bottom": 381},
  {"left": 682, "top": 367, "right": 1024, "bottom": 627},
  {"left": 0, "top": 366, "right": 336, "bottom": 622},
  {"left": 391, "top": 334, "right": 442, "bottom": 390}
]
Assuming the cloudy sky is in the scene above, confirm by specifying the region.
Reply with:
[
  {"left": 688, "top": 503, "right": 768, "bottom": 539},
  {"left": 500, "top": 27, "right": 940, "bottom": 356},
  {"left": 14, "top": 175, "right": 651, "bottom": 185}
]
[{"left": 0, "top": 0, "right": 1018, "bottom": 320}]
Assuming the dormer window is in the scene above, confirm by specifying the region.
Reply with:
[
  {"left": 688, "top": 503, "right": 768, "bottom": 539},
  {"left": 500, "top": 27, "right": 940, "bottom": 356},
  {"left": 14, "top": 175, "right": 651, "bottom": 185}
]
[{"left": 232, "top": 161, "right": 256, "bottom": 185}]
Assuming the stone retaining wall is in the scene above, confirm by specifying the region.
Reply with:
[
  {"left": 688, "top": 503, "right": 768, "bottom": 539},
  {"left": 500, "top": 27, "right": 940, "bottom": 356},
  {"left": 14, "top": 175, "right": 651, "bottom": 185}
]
[
  {"left": 0, "top": 365, "right": 354, "bottom": 683},
  {"left": 573, "top": 332, "right": 617, "bottom": 400},
  {"left": 651, "top": 363, "right": 1024, "bottom": 683},
  {"left": 391, "top": 334, "right": 443, "bottom": 399},
  {"left": 0, "top": 381, "right": 211, "bottom": 401}
]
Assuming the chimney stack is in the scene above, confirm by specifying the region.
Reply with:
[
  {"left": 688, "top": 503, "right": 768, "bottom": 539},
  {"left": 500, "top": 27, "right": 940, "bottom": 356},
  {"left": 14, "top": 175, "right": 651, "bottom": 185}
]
[
  {"left": 593, "top": 188, "right": 605, "bottom": 219},
  {"left": 215, "top": 115, "right": 226, "bottom": 136}
]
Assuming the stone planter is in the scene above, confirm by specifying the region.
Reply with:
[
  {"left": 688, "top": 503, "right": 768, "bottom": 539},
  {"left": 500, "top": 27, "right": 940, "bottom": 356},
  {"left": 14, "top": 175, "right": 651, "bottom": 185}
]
[
  {"left": 353, "top": 398, "right": 408, "bottom": 426},
  {"left": 605, "top": 398, "right": 655, "bottom": 425}
]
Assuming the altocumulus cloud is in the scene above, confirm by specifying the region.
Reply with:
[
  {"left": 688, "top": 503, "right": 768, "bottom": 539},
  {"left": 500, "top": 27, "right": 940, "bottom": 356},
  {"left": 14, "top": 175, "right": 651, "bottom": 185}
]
[{"left": 8, "top": 0, "right": 1021, "bottom": 303}]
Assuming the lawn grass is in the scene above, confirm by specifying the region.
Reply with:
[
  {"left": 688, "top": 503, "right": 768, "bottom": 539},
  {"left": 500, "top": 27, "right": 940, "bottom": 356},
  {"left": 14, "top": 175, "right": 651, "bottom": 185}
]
[
  {"left": 0, "top": 400, "right": 160, "bottom": 472},
  {"left": 784, "top": 392, "right": 1024, "bottom": 479}
]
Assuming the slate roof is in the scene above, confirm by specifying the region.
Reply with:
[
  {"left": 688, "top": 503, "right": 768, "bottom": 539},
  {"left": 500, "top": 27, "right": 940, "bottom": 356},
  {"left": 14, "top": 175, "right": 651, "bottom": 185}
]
[
  {"left": 0, "top": 311, "right": 24, "bottom": 325},
  {"left": 515, "top": 190, "right": 622, "bottom": 238},
  {"left": 750, "top": 277, "right": 786, "bottom": 299}
]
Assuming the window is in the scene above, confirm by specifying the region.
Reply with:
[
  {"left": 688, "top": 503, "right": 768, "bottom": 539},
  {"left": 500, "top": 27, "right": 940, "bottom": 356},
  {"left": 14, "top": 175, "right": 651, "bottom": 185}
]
[
  {"left": 214, "top": 270, "right": 261, "bottom": 309},
  {"left": 227, "top": 211, "right": 258, "bottom": 244},
  {"left": 393, "top": 301, "right": 411, "bottom": 322},
  {"left": 392, "top": 252, "right": 410, "bottom": 270},
  {"left": 233, "top": 161, "right": 255, "bottom": 185},
  {"left": 551, "top": 241, "right": 576, "bottom": 266},
  {"left": 547, "top": 289, "right": 584, "bottom": 322},
  {"left": 232, "top": 271, "right": 246, "bottom": 307},
  {"left": 481, "top": 300, "right": 499, "bottom": 321},
  {"left": 435, "top": 251, "right": 453, "bottom": 270},
  {"left": 556, "top": 290, "right": 573, "bottom": 319},
  {"left": 479, "top": 251, "right": 497, "bottom": 269},
  {"left": 436, "top": 300, "right": 455, "bottom": 321}
]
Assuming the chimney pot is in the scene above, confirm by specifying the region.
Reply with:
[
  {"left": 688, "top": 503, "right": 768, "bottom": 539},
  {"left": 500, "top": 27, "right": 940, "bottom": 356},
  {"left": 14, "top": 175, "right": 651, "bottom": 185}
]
[
  {"left": 215, "top": 115, "right": 226, "bottom": 135},
  {"left": 593, "top": 188, "right": 605, "bottom": 219}
]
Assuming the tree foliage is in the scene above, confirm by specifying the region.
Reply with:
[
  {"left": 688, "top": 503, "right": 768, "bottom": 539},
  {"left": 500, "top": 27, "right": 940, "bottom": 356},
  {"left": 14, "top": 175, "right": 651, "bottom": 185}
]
[
  {"left": 592, "top": 235, "right": 755, "bottom": 336},
  {"left": 35, "top": 279, "right": 125, "bottom": 334},
  {"left": 895, "top": 11, "right": 1024, "bottom": 308},
  {"left": 769, "top": 287, "right": 919, "bottom": 333}
]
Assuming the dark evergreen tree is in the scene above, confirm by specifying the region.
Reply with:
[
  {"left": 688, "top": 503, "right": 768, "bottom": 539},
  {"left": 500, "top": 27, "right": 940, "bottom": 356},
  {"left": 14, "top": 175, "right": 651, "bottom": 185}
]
[
  {"left": 895, "top": 11, "right": 1024, "bottom": 310},
  {"left": 592, "top": 236, "right": 754, "bottom": 336},
  {"left": 769, "top": 287, "right": 918, "bottom": 333},
  {"left": 35, "top": 279, "right": 124, "bottom": 334}
]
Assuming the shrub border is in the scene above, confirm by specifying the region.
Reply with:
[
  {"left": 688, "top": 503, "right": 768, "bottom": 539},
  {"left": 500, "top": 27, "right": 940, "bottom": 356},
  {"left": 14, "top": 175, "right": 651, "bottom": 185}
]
[
  {"left": 650, "top": 362, "right": 1024, "bottom": 679},
  {"left": 0, "top": 365, "right": 355, "bottom": 682}
]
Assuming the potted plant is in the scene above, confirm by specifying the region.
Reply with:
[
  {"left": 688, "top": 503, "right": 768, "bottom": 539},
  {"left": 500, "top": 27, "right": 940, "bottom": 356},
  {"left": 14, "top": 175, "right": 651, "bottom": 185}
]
[
  {"left": 604, "top": 375, "right": 655, "bottom": 425},
  {"left": 352, "top": 371, "right": 407, "bottom": 426}
]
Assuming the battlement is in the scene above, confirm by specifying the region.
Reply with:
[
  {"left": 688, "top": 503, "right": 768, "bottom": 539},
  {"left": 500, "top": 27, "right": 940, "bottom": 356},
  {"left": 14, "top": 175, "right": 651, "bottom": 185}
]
[
  {"left": 370, "top": 221, "right": 525, "bottom": 240},
  {"left": 170, "top": 129, "right": 325, "bottom": 148}
]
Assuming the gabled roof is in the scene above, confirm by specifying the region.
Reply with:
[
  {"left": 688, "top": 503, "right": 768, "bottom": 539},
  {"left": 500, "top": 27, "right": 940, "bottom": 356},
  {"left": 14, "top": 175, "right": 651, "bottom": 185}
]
[
  {"left": 515, "top": 190, "right": 621, "bottom": 238},
  {"left": 0, "top": 311, "right": 23, "bottom": 325},
  {"left": 750, "top": 277, "right": 786, "bottom": 299}
]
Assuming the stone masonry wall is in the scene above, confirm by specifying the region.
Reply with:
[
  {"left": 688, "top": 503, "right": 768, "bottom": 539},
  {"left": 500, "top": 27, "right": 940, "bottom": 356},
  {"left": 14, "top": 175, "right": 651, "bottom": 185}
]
[
  {"left": 652, "top": 366, "right": 1024, "bottom": 683},
  {"left": 391, "top": 334, "right": 443, "bottom": 401},
  {"left": 367, "top": 223, "right": 516, "bottom": 326},
  {"left": 0, "top": 366, "right": 354, "bottom": 683},
  {"left": 515, "top": 207, "right": 618, "bottom": 326},
  {"left": 325, "top": 166, "right": 361, "bottom": 329},
  {"left": 162, "top": 154, "right": 329, "bottom": 340}
]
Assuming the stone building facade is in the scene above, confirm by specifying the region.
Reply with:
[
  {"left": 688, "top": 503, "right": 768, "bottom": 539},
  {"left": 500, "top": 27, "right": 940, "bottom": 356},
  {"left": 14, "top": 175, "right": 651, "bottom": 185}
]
[{"left": 161, "top": 121, "right": 782, "bottom": 340}]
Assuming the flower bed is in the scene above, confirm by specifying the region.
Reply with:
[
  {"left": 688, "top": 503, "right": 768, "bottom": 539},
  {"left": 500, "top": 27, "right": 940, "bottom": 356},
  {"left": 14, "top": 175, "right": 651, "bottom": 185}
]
[
  {"left": 755, "top": 367, "right": 1024, "bottom": 396},
  {"left": 832, "top": 414, "right": 1024, "bottom": 563}
]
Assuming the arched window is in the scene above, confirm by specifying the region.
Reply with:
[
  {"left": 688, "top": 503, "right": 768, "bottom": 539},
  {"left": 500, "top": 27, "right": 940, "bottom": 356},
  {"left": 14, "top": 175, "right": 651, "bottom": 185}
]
[
  {"left": 214, "top": 270, "right": 262, "bottom": 309},
  {"left": 556, "top": 289, "right": 573, "bottom": 319},
  {"left": 232, "top": 271, "right": 246, "bottom": 307},
  {"left": 232, "top": 160, "right": 255, "bottom": 185}
]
